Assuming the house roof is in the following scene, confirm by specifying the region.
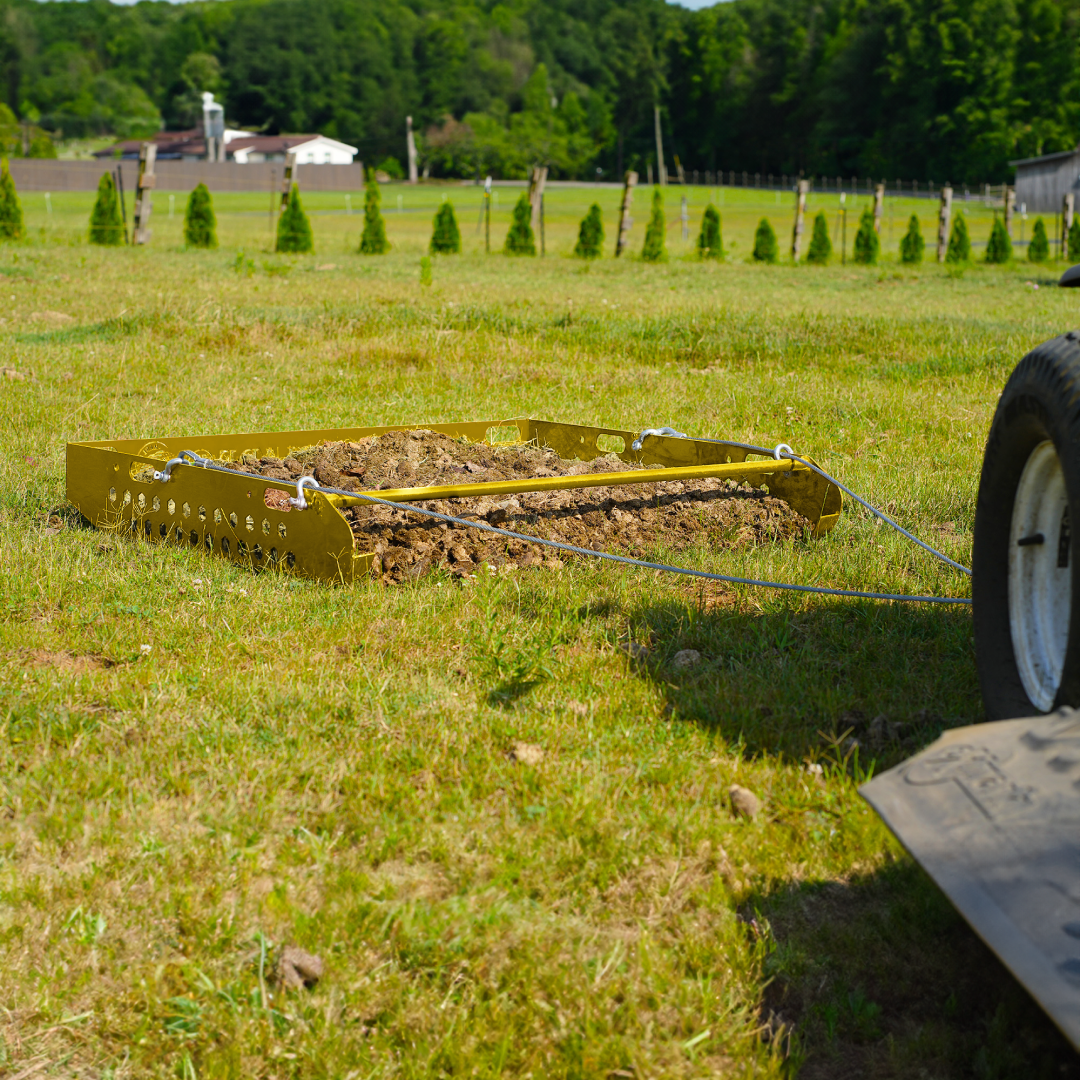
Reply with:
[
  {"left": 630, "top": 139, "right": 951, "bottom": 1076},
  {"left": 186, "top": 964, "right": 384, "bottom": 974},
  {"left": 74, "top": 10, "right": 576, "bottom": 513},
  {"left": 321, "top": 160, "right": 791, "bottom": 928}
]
[
  {"left": 94, "top": 129, "right": 206, "bottom": 159},
  {"left": 95, "top": 130, "right": 357, "bottom": 160},
  {"left": 1008, "top": 147, "right": 1080, "bottom": 168},
  {"left": 228, "top": 134, "right": 359, "bottom": 155}
]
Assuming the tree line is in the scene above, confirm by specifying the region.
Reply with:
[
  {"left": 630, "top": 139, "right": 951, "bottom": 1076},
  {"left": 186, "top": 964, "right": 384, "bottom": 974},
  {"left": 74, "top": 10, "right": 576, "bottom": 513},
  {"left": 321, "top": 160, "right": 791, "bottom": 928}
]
[{"left": 0, "top": 0, "right": 1077, "bottom": 184}]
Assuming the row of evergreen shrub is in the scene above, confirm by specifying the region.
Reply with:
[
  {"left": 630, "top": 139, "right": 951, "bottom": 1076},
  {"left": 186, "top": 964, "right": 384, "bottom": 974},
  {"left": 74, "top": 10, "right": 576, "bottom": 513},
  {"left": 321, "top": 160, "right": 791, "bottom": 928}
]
[{"left": 0, "top": 162, "right": 1070, "bottom": 266}]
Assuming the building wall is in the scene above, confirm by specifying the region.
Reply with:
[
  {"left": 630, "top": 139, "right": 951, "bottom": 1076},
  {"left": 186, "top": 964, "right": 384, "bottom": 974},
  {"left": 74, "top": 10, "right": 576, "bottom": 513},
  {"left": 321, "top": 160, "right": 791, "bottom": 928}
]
[
  {"left": 1015, "top": 153, "right": 1080, "bottom": 213},
  {"left": 7, "top": 159, "right": 366, "bottom": 192}
]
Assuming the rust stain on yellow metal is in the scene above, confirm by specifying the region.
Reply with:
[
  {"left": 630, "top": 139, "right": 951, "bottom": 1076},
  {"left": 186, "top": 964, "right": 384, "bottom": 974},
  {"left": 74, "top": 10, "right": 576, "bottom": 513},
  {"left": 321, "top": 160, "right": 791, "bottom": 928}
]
[{"left": 66, "top": 417, "right": 842, "bottom": 584}]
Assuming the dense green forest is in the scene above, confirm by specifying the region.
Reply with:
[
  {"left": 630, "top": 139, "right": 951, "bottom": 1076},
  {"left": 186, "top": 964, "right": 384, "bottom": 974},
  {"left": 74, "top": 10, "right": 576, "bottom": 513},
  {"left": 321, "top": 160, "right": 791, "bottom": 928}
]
[{"left": 1, "top": 0, "right": 1078, "bottom": 183}]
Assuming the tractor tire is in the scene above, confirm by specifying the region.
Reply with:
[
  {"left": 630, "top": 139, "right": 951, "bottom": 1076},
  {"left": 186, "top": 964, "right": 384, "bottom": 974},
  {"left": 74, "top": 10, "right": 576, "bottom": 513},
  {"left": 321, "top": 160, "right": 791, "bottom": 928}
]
[{"left": 974, "top": 332, "right": 1080, "bottom": 720}]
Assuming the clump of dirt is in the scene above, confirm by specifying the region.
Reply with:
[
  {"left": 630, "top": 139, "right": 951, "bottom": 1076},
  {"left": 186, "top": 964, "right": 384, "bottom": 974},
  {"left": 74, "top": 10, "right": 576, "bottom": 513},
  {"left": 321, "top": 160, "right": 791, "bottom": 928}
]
[{"left": 225, "top": 430, "right": 810, "bottom": 583}]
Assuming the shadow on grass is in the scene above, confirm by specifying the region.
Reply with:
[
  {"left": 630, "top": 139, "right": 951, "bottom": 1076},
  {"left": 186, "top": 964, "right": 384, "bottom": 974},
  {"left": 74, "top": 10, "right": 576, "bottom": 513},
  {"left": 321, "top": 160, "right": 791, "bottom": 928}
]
[
  {"left": 624, "top": 594, "right": 978, "bottom": 761},
  {"left": 755, "top": 859, "right": 1080, "bottom": 1079},
  {"left": 623, "top": 594, "right": 1078, "bottom": 1075}
]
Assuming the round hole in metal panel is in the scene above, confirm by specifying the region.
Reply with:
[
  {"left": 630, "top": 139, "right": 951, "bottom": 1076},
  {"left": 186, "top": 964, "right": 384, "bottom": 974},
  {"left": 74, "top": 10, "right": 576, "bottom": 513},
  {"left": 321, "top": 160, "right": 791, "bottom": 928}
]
[
  {"left": 182, "top": 502, "right": 191, "bottom": 518},
  {"left": 246, "top": 515, "right": 255, "bottom": 532},
  {"left": 159, "top": 522, "right": 168, "bottom": 538},
  {"left": 144, "top": 519, "right": 152, "bottom": 537},
  {"left": 109, "top": 487, "right": 117, "bottom": 503},
  {"left": 268, "top": 547, "right": 278, "bottom": 564},
  {"left": 205, "top": 534, "right": 213, "bottom": 552},
  {"left": 167, "top": 499, "right": 176, "bottom": 515},
  {"left": 229, "top": 512, "right": 238, "bottom": 528},
  {"left": 221, "top": 537, "right": 230, "bottom": 556},
  {"left": 175, "top": 526, "right": 184, "bottom": 543},
  {"left": 214, "top": 508, "right": 222, "bottom": 525},
  {"left": 253, "top": 545, "right": 263, "bottom": 561},
  {"left": 262, "top": 519, "right": 270, "bottom": 535},
  {"left": 278, "top": 522, "right": 287, "bottom": 538},
  {"left": 123, "top": 490, "right": 132, "bottom": 507},
  {"left": 152, "top": 496, "right": 161, "bottom": 513},
  {"left": 198, "top": 506, "right": 206, "bottom": 522},
  {"left": 137, "top": 492, "right": 146, "bottom": 511},
  {"left": 190, "top": 530, "right": 198, "bottom": 546},
  {"left": 285, "top": 551, "right": 296, "bottom": 568},
  {"left": 237, "top": 540, "right": 248, "bottom": 556}
]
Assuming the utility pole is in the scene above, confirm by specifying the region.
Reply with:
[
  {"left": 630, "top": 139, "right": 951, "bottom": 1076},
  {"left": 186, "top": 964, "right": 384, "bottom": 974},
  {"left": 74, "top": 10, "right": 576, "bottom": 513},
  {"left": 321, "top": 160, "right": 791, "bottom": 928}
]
[{"left": 654, "top": 105, "right": 666, "bottom": 186}]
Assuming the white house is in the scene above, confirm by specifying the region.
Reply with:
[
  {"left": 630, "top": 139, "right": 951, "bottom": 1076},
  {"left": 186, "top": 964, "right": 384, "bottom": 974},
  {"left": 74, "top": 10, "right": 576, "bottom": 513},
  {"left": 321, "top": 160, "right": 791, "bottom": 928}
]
[{"left": 228, "top": 134, "right": 359, "bottom": 164}]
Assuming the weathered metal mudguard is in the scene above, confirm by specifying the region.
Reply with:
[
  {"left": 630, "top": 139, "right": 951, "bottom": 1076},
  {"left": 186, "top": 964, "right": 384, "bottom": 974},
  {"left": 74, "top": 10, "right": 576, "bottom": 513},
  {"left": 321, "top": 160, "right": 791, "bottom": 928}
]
[{"left": 861, "top": 709, "right": 1080, "bottom": 1049}]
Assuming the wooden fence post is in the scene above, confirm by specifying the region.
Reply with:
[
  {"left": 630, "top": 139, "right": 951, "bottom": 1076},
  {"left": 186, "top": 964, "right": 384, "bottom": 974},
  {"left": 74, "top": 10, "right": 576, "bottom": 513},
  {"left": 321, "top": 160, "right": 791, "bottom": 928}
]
[
  {"left": 1065, "top": 192, "right": 1075, "bottom": 261},
  {"left": 406, "top": 116, "right": 418, "bottom": 184},
  {"left": 132, "top": 142, "right": 157, "bottom": 245},
  {"left": 791, "top": 179, "right": 809, "bottom": 261},
  {"left": 1004, "top": 186, "right": 1016, "bottom": 238},
  {"left": 873, "top": 182, "right": 884, "bottom": 234},
  {"left": 615, "top": 170, "right": 638, "bottom": 257},
  {"left": 528, "top": 165, "right": 548, "bottom": 241},
  {"left": 279, "top": 151, "right": 297, "bottom": 213},
  {"left": 937, "top": 186, "right": 953, "bottom": 263}
]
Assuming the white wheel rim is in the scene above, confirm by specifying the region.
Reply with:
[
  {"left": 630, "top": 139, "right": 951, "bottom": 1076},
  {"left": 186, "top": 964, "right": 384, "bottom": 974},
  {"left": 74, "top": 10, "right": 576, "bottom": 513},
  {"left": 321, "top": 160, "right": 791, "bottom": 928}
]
[{"left": 1009, "top": 440, "right": 1072, "bottom": 711}]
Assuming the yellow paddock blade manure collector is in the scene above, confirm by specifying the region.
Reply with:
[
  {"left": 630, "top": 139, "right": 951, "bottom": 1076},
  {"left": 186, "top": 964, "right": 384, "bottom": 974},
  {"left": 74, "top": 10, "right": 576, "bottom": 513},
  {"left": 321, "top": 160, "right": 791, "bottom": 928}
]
[{"left": 66, "top": 417, "right": 843, "bottom": 584}]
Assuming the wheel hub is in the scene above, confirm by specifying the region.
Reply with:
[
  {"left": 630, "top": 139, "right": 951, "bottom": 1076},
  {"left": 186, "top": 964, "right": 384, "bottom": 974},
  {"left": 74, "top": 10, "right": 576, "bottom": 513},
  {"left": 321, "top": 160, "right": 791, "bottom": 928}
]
[{"left": 1009, "top": 440, "right": 1072, "bottom": 711}]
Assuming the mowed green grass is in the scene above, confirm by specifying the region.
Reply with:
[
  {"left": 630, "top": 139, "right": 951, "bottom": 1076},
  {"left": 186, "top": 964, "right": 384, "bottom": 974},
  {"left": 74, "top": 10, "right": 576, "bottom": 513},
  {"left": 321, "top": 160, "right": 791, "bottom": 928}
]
[{"left": 1, "top": 185, "right": 1078, "bottom": 1078}]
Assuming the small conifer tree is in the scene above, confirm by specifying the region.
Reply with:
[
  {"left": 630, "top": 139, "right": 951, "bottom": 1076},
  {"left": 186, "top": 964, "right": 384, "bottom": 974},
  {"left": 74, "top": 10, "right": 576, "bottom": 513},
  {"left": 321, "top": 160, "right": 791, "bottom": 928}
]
[
  {"left": 276, "top": 183, "right": 314, "bottom": 254},
  {"left": 984, "top": 217, "right": 1010, "bottom": 264},
  {"left": 1028, "top": 217, "right": 1050, "bottom": 263},
  {"left": 947, "top": 213, "right": 972, "bottom": 262},
  {"left": 504, "top": 193, "right": 536, "bottom": 255},
  {"left": 359, "top": 175, "right": 390, "bottom": 254},
  {"left": 430, "top": 200, "right": 461, "bottom": 254},
  {"left": 806, "top": 211, "right": 832, "bottom": 264},
  {"left": 0, "top": 159, "right": 24, "bottom": 241},
  {"left": 853, "top": 208, "right": 879, "bottom": 264},
  {"left": 753, "top": 218, "right": 779, "bottom": 263},
  {"left": 574, "top": 203, "right": 604, "bottom": 258},
  {"left": 89, "top": 172, "right": 124, "bottom": 246},
  {"left": 183, "top": 183, "right": 217, "bottom": 249},
  {"left": 696, "top": 205, "right": 722, "bottom": 259},
  {"left": 28, "top": 132, "right": 57, "bottom": 159},
  {"left": 900, "top": 214, "right": 924, "bottom": 264},
  {"left": 641, "top": 188, "right": 667, "bottom": 262},
  {"left": 1069, "top": 217, "right": 1080, "bottom": 263}
]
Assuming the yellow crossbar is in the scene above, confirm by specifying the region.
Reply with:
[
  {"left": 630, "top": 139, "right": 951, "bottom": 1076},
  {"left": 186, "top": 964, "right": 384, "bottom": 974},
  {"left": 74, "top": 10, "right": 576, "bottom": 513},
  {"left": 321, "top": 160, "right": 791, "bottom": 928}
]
[{"left": 328, "top": 457, "right": 798, "bottom": 506}]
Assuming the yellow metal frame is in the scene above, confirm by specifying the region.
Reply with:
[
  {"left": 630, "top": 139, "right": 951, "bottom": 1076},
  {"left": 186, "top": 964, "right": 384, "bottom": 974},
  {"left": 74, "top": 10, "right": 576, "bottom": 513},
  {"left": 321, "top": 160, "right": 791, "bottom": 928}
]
[{"left": 66, "top": 418, "right": 842, "bottom": 584}]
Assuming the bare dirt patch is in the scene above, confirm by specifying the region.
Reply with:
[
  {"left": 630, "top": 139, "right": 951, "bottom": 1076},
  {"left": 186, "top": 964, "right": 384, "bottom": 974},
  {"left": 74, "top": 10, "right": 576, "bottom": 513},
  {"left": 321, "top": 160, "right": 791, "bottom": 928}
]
[
  {"left": 225, "top": 430, "right": 810, "bottom": 584},
  {"left": 19, "top": 649, "right": 120, "bottom": 673}
]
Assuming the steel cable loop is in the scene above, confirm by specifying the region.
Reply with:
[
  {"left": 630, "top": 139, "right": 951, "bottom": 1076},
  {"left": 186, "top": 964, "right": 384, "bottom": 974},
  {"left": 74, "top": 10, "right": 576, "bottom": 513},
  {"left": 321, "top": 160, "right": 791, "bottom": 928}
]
[{"left": 164, "top": 452, "right": 972, "bottom": 605}]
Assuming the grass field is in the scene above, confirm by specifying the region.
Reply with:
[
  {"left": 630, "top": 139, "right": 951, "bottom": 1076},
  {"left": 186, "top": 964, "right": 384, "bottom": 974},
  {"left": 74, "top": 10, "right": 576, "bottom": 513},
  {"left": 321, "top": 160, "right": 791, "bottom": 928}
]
[{"left": 2, "top": 180, "right": 1079, "bottom": 1079}]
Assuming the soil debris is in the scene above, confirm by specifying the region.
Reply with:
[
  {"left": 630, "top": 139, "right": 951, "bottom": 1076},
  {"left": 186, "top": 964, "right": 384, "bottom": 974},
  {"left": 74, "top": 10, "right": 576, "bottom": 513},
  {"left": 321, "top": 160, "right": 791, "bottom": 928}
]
[
  {"left": 729, "top": 785, "right": 762, "bottom": 819},
  {"left": 508, "top": 741, "right": 544, "bottom": 766},
  {"left": 279, "top": 946, "right": 323, "bottom": 990},
  {"left": 672, "top": 648, "right": 702, "bottom": 670},
  {"left": 229, "top": 429, "right": 811, "bottom": 584}
]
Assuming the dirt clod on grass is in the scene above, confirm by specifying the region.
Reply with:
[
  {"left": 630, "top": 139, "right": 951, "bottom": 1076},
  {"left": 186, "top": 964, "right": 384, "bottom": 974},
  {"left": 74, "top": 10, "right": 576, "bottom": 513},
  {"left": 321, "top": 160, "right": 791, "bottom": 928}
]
[
  {"left": 228, "top": 429, "right": 811, "bottom": 584},
  {"left": 729, "top": 785, "right": 762, "bottom": 819},
  {"left": 279, "top": 946, "right": 323, "bottom": 990}
]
